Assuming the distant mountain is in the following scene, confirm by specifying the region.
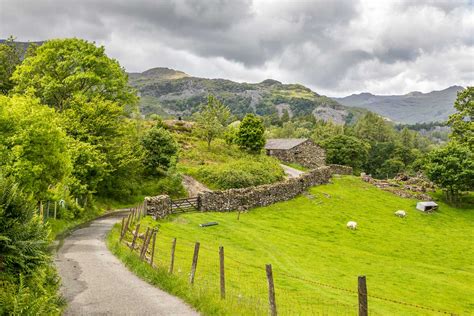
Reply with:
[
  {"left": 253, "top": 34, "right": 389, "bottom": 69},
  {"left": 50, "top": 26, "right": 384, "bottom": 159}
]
[
  {"left": 333, "top": 86, "right": 463, "bottom": 124},
  {"left": 129, "top": 67, "right": 365, "bottom": 124}
]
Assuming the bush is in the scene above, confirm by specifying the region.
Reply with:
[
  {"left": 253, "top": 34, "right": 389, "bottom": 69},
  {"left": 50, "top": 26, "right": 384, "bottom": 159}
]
[{"left": 196, "top": 158, "right": 284, "bottom": 189}]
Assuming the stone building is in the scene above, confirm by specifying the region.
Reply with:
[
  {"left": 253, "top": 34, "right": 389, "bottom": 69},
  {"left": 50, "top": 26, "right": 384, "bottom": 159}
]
[{"left": 264, "top": 138, "right": 326, "bottom": 168}]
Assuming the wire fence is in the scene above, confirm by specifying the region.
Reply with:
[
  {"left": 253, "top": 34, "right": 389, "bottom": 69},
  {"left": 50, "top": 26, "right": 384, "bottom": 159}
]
[{"left": 118, "top": 206, "right": 461, "bottom": 315}]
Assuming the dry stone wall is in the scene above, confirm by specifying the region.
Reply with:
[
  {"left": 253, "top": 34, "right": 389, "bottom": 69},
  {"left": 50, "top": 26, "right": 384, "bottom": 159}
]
[
  {"left": 145, "top": 164, "right": 352, "bottom": 215},
  {"left": 199, "top": 165, "right": 351, "bottom": 212},
  {"left": 145, "top": 195, "right": 171, "bottom": 219}
]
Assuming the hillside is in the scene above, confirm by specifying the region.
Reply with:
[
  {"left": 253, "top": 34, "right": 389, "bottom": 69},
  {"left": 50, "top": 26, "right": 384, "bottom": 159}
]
[
  {"left": 334, "top": 86, "right": 463, "bottom": 124},
  {"left": 110, "top": 176, "right": 474, "bottom": 315},
  {"left": 129, "top": 67, "right": 363, "bottom": 124}
]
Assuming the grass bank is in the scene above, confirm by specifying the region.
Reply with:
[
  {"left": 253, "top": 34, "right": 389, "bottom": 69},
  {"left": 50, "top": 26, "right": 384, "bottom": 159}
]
[{"left": 110, "top": 176, "right": 473, "bottom": 315}]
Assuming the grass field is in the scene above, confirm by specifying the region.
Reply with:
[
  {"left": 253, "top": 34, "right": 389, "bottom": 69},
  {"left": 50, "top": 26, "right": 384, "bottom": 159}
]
[{"left": 111, "top": 176, "right": 473, "bottom": 315}]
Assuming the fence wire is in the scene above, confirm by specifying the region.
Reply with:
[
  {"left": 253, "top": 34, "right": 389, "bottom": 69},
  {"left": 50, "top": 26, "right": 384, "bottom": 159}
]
[{"left": 119, "top": 210, "right": 461, "bottom": 315}]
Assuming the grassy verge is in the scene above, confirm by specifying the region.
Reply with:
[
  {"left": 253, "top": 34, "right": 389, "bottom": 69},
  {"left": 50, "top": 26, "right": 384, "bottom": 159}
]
[
  {"left": 106, "top": 224, "right": 265, "bottom": 315},
  {"left": 113, "top": 176, "right": 472, "bottom": 315}
]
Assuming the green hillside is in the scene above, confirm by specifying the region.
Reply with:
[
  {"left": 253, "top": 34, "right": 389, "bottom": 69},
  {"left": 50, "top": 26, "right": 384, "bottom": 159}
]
[
  {"left": 110, "top": 176, "right": 474, "bottom": 315},
  {"left": 128, "top": 67, "right": 364, "bottom": 124}
]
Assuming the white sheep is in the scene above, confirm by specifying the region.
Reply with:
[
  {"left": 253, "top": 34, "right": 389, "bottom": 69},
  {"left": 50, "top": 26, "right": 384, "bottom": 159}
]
[
  {"left": 346, "top": 221, "right": 357, "bottom": 230},
  {"left": 394, "top": 210, "right": 407, "bottom": 218}
]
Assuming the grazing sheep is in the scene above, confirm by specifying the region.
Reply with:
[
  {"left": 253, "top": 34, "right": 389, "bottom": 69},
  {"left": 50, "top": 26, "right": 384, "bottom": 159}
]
[
  {"left": 346, "top": 221, "right": 357, "bottom": 230},
  {"left": 395, "top": 210, "right": 407, "bottom": 218}
]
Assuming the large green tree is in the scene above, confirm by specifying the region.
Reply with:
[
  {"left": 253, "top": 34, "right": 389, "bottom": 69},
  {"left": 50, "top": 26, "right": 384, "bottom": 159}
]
[
  {"left": 11, "top": 38, "right": 137, "bottom": 112},
  {"left": 0, "top": 95, "right": 71, "bottom": 198},
  {"left": 322, "top": 135, "right": 370, "bottom": 174},
  {"left": 354, "top": 112, "right": 395, "bottom": 143},
  {"left": 447, "top": 86, "right": 473, "bottom": 150},
  {"left": 0, "top": 37, "right": 22, "bottom": 95},
  {"left": 424, "top": 142, "right": 474, "bottom": 202},
  {"left": 235, "top": 113, "right": 266, "bottom": 153},
  {"left": 195, "top": 95, "right": 231, "bottom": 148}
]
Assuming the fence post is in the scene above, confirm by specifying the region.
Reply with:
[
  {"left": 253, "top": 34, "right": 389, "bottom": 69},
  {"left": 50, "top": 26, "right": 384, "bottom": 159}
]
[
  {"left": 189, "top": 242, "right": 200, "bottom": 284},
  {"left": 54, "top": 201, "right": 57, "bottom": 219},
  {"left": 219, "top": 246, "right": 225, "bottom": 299},
  {"left": 130, "top": 223, "right": 140, "bottom": 250},
  {"left": 141, "top": 228, "right": 153, "bottom": 261},
  {"left": 150, "top": 230, "right": 157, "bottom": 266},
  {"left": 169, "top": 238, "right": 177, "bottom": 274},
  {"left": 120, "top": 217, "right": 125, "bottom": 239},
  {"left": 140, "top": 228, "right": 151, "bottom": 259},
  {"left": 266, "top": 264, "right": 277, "bottom": 316},
  {"left": 358, "top": 276, "right": 368, "bottom": 316}
]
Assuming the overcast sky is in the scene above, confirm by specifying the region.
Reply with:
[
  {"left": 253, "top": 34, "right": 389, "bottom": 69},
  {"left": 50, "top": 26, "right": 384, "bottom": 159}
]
[{"left": 1, "top": 0, "right": 473, "bottom": 96}]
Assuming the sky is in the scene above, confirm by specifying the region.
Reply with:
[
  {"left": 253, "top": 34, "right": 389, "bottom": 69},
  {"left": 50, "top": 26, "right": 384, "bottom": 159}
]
[{"left": 1, "top": 0, "right": 473, "bottom": 97}]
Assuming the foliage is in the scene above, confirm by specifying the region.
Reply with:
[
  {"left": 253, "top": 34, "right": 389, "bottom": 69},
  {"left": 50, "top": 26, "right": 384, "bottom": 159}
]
[
  {"left": 194, "top": 95, "right": 231, "bottom": 148},
  {"left": 378, "top": 158, "right": 405, "bottom": 179},
  {"left": 196, "top": 158, "right": 284, "bottom": 189},
  {"left": 141, "top": 126, "right": 178, "bottom": 175},
  {"left": 0, "top": 36, "right": 22, "bottom": 94},
  {"left": 12, "top": 38, "right": 137, "bottom": 112},
  {"left": 0, "top": 95, "right": 71, "bottom": 199},
  {"left": 447, "top": 86, "right": 473, "bottom": 150},
  {"left": 235, "top": 113, "right": 266, "bottom": 153},
  {"left": 354, "top": 112, "right": 395, "bottom": 143},
  {"left": 119, "top": 177, "right": 473, "bottom": 315},
  {"left": 424, "top": 142, "right": 474, "bottom": 202},
  {"left": 322, "top": 135, "right": 370, "bottom": 174}
]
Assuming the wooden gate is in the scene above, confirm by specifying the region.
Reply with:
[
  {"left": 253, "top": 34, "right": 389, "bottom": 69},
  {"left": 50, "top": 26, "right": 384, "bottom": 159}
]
[{"left": 171, "top": 197, "right": 199, "bottom": 213}]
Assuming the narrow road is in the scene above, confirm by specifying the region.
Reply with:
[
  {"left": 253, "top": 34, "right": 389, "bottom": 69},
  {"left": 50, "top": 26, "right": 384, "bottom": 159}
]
[
  {"left": 280, "top": 163, "right": 305, "bottom": 178},
  {"left": 55, "top": 213, "right": 198, "bottom": 315}
]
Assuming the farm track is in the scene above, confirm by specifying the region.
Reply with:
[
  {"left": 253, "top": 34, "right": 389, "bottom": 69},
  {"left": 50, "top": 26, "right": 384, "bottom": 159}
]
[{"left": 55, "top": 213, "right": 198, "bottom": 315}]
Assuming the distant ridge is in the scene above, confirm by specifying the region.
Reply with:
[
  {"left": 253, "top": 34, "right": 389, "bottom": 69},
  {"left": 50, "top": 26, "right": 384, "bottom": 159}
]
[{"left": 333, "top": 86, "right": 463, "bottom": 124}]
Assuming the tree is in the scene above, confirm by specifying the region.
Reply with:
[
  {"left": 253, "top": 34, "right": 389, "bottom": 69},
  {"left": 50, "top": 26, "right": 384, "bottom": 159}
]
[
  {"left": 0, "top": 95, "right": 71, "bottom": 199},
  {"left": 322, "top": 135, "right": 370, "bottom": 174},
  {"left": 141, "top": 126, "right": 178, "bottom": 175},
  {"left": 0, "top": 36, "right": 22, "bottom": 95},
  {"left": 378, "top": 158, "right": 405, "bottom": 179},
  {"left": 12, "top": 38, "right": 137, "bottom": 112},
  {"left": 424, "top": 142, "right": 474, "bottom": 203},
  {"left": 447, "top": 87, "right": 473, "bottom": 150},
  {"left": 235, "top": 113, "right": 266, "bottom": 153},
  {"left": 312, "top": 120, "right": 344, "bottom": 144},
  {"left": 354, "top": 112, "right": 395, "bottom": 143},
  {"left": 195, "top": 95, "right": 231, "bottom": 148}
]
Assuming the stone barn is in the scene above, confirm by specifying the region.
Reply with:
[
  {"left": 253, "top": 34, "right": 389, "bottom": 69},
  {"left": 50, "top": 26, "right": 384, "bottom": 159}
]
[{"left": 265, "top": 138, "right": 326, "bottom": 168}]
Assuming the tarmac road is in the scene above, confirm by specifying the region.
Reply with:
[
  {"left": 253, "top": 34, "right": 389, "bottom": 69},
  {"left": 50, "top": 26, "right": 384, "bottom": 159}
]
[{"left": 55, "top": 213, "right": 198, "bottom": 316}]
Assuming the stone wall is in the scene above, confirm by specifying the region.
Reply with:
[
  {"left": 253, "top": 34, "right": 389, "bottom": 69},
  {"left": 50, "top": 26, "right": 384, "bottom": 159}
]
[
  {"left": 267, "top": 139, "right": 326, "bottom": 168},
  {"left": 145, "top": 165, "right": 353, "bottom": 215},
  {"left": 198, "top": 165, "right": 351, "bottom": 212},
  {"left": 145, "top": 195, "right": 171, "bottom": 219}
]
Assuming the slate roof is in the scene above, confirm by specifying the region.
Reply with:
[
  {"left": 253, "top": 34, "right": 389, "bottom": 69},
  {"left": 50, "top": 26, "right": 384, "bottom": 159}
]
[{"left": 264, "top": 138, "right": 308, "bottom": 150}]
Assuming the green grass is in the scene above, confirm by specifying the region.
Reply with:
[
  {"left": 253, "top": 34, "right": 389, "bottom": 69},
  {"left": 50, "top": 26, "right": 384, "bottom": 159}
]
[
  {"left": 112, "top": 176, "right": 473, "bottom": 315},
  {"left": 177, "top": 135, "right": 284, "bottom": 190}
]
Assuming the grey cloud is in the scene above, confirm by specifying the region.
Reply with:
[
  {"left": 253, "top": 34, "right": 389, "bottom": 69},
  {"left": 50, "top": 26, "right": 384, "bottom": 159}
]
[{"left": 0, "top": 0, "right": 472, "bottom": 96}]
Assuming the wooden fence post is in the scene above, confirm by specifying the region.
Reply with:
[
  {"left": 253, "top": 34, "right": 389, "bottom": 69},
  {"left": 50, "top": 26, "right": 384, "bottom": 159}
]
[
  {"left": 169, "top": 238, "right": 177, "bottom": 274},
  {"left": 219, "top": 246, "right": 225, "bottom": 299},
  {"left": 130, "top": 223, "right": 140, "bottom": 250},
  {"left": 358, "top": 276, "right": 368, "bottom": 316},
  {"left": 141, "top": 228, "right": 154, "bottom": 261},
  {"left": 150, "top": 230, "right": 157, "bottom": 266},
  {"left": 54, "top": 201, "right": 57, "bottom": 219},
  {"left": 266, "top": 264, "right": 277, "bottom": 316},
  {"left": 140, "top": 228, "right": 151, "bottom": 259},
  {"left": 189, "top": 242, "right": 200, "bottom": 284},
  {"left": 120, "top": 217, "right": 125, "bottom": 239}
]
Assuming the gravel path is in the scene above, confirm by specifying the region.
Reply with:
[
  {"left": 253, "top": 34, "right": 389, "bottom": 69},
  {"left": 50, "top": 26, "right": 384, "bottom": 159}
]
[
  {"left": 55, "top": 213, "right": 198, "bottom": 316},
  {"left": 280, "top": 164, "right": 305, "bottom": 178},
  {"left": 182, "top": 175, "right": 211, "bottom": 197}
]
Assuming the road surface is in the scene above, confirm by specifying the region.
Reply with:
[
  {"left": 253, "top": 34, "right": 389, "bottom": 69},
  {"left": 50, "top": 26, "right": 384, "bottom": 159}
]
[
  {"left": 280, "top": 164, "right": 305, "bottom": 178},
  {"left": 55, "top": 213, "right": 198, "bottom": 315}
]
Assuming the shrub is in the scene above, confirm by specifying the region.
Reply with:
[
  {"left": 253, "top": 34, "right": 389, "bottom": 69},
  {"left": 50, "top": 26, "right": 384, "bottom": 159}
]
[{"left": 196, "top": 158, "right": 284, "bottom": 189}]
